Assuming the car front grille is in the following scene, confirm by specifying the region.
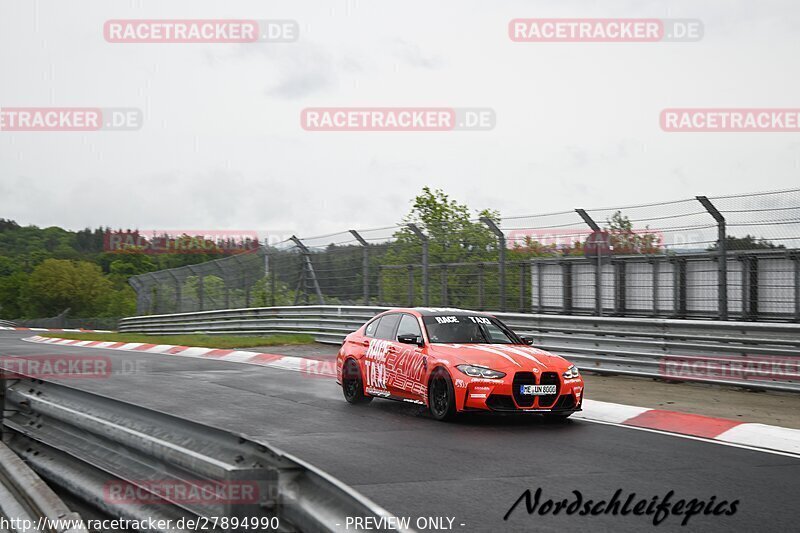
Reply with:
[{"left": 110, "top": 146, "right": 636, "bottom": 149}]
[
  {"left": 538, "top": 372, "right": 560, "bottom": 407},
  {"left": 512, "top": 372, "right": 537, "bottom": 407}
]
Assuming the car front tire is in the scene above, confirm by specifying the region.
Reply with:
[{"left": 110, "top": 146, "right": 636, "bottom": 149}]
[
  {"left": 342, "top": 359, "right": 372, "bottom": 405},
  {"left": 428, "top": 369, "right": 457, "bottom": 421}
]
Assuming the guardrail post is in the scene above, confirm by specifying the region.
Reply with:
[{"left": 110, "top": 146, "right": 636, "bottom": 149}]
[
  {"left": 697, "top": 196, "right": 728, "bottom": 320},
  {"left": 481, "top": 217, "right": 506, "bottom": 312},
  {"left": 349, "top": 230, "right": 370, "bottom": 305},
  {"left": 406, "top": 224, "right": 429, "bottom": 306},
  {"left": 290, "top": 236, "right": 325, "bottom": 305},
  {"left": 576, "top": 209, "right": 603, "bottom": 316}
]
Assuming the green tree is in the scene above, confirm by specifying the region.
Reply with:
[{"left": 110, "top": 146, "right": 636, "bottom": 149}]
[
  {"left": 708, "top": 235, "right": 785, "bottom": 251},
  {"left": 381, "top": 187, "right": 500, "bottom": 307},
  {"left": 20, "top": 259, "right": 114, "bottom": 317},
  {"left": 604, "top": 211, "right": 661, "bottom": 254}
]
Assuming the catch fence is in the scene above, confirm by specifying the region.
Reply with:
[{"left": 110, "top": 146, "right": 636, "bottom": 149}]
[{"left": 129, "top": 188, "right": 800, "bottom": 322}]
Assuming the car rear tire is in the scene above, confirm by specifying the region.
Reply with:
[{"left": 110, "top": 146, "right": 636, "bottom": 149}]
[
  {"left": 428, "top": 369, "right": 456, "bottom": 421},
  {"left": 342, "top": 359, "right": 372, "bottom": 405}
]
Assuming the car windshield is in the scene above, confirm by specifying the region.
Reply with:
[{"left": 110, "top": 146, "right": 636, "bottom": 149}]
[{"left": 422, "top": 314, "right": 520, "bottom": 344}]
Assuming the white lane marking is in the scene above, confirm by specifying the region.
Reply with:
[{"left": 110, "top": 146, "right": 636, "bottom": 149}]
[
  {"left": 575, "top": 399, "right": 650, "bottom": 424},
  {"left": 145, "top": 345, "right": 177, "bottom": 353},
  {"left": 119, "top": 343, "right": 144, "bottom": 350},
  {"left": 716, "top": 423, "right": 800, "bottom": 455},
  {"left": 220, "top": 351, "right": 258, "bottom": 363},
  {"left": 577, "top": 417, "right": 800, "bottom": 459}
]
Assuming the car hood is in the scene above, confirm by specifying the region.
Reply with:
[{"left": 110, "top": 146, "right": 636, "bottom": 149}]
[{"left": 427, "top": 343, "right": 571, "bottom": 373}]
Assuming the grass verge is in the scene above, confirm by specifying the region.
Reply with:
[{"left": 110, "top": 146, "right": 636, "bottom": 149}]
[{"left": 38, "top": 332, "right": 315, "bottom": 349}]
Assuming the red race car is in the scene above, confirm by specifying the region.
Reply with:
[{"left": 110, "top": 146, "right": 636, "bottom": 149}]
[{"left": 336, "top": 308, "right": 584, "bottom": 420}]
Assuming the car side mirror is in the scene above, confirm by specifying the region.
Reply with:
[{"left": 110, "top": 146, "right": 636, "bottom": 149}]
[
  {"left": 519, "top": 335, "right": 535, "bottom": 346},
  {"left": 397, "top": 334, "right": 423, "bottom": 346}
]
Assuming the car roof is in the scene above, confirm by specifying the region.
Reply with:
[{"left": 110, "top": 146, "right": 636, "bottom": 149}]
[{"left": 384, "top": 307, "right": 495, "bottom": 317}]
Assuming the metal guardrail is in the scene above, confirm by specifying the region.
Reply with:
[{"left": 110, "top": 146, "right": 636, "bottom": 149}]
[
  {"left": 119, "top": 305, "right": 800, "bottom": 393},
  {"left": 1, "top": 373, "right": 413, "bottom": 533},
  {"left": 0, "top": 440, "right": 85, "bottom": 532},
  {"left": 0, "top": 320, "right": 17, "bottom": 328}
]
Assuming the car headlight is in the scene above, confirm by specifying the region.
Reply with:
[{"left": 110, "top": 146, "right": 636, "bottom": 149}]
[
  {"left": 456, "top": 364, "right": 506, "bottom": 379},
  {"left": 562, "top": 365, "right": 580, "bottom": 379}
]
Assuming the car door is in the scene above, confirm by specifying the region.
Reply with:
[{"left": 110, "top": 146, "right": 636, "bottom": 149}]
[
  {"left": 363, "top": 313, "right": 401, "bottom": 396},
  {"left": 388, "top": 313, "right": 428, "bottom": 402}
]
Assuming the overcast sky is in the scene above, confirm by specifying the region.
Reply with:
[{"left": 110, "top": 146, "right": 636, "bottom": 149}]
[{"left": 1, "top": 0, "right": 798, "bottom": 239}]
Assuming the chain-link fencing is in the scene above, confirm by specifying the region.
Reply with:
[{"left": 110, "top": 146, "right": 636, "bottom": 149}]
[{"left": 129, "top": 188, "right": 800, "bottom": 322}]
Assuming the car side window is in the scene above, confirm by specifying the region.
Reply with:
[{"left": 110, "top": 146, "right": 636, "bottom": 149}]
[
  {"left": 364, "top": 317, "right": 381, "bottom": 338},
  {"left": 374, "top": 313, "right": 401, "bottom": 340},
  {"left": 396, "top": 314, "right": 422, "bottom": 339}
]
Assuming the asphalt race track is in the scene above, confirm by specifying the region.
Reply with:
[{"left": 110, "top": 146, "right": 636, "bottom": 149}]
[{"left": 1, "top": 331, "right": 798, "bottom": 532}]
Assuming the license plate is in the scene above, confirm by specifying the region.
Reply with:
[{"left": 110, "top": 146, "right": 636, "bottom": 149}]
[{"left": 519, "top": 384, "right": 557, "bottom": 395}]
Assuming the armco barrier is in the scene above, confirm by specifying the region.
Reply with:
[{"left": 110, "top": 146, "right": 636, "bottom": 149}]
[
  {"left": 0, "top": 440, "right": 85, "bottom": 532},
  {"left": 118, "top": 306, "right": 800, "bottom": 393},
  {"left": 1, "top": 371, "right": 413, "bottom": 533}
]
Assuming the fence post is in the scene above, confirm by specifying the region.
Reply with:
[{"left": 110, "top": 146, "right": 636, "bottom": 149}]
[
  {"left": 519, "top": 262, "right": 527, "bottom": 313},
  {"left": 614, "top": 260, "right": 626, "bottom": 315},
  {"left": 535, "top": 261, "right": 543, "bottom": 312},
  {"left": 794, "top": 251, "right": 800, "bottom": 323},
  {"left": 561, "top": 261, "right": 573, "bottom": 314},
  {"left": 406, "top": 224, "right": 428, "bottom": 306},
  {"left": 440, "top": 264, "right": 448, "bottom": 306},
  {"left": 481, "top": 217, "right": 506, "bottom": 312},
  {"left": 677, "top": 258, "right": 687, "bottom": 318},
  {"left": 478, "top": 263, "right": 485, "bottom": 310},
  {"left": 651, "top": 258, "right": 660, "bottom": 317},
  {"left": 697, "top": 196, "right": 728, "bottom": 320},
  {"left": 290, "top": 236, "right": 325, "bottom": 305},
  {"left": 349, "top": 230, "right": 370, "bottom": 305},
  {"left": 377, "top": 265, "right": 383, "bottom": 304},
  {"left": 407, "top": 264, "right": 415, "bottom": 307},
  {"left": 575, "top": 209, "right": 603, "bottom": 316},
  {"left": 198, "top": 273, "right": 205, "bottom": 311},
  {"left": 167, "top": 271, "right": 182, "bottom": 313}
]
